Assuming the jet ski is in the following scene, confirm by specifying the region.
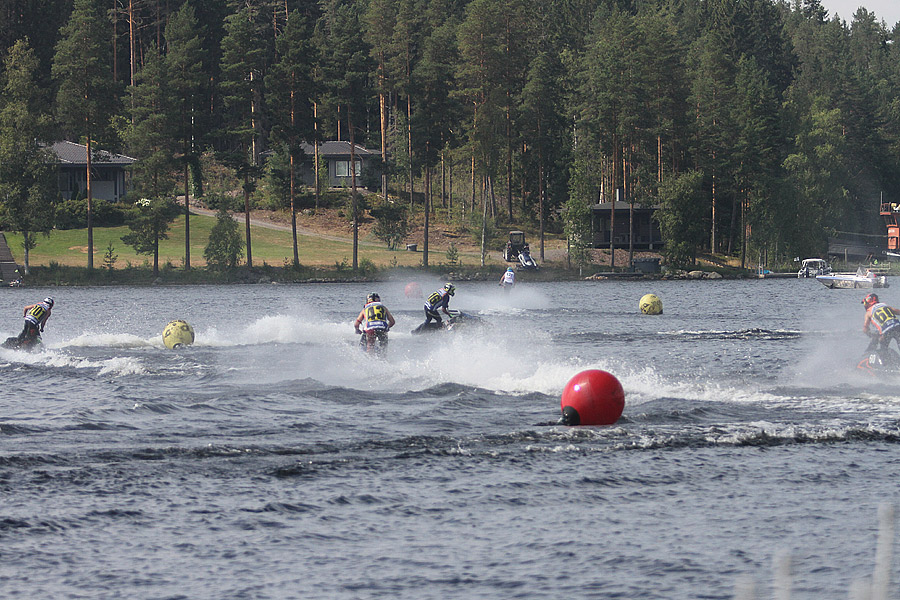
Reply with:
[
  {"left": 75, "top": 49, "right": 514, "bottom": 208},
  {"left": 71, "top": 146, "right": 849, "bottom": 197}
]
[
  {"left": 358, "top": 330, "right": 389, "bottom": 356},
  {"left": 2, "top": 331, "right": 42, "bottom": 351},
  {"left": 518, "top": 247, "right": 538, "bottom": 270},
  {"left": 857, "top": 348, "right": 900, "bottom": 377},
  {"left": 411, "top": 310, "right": 482, "bottom": 334}
]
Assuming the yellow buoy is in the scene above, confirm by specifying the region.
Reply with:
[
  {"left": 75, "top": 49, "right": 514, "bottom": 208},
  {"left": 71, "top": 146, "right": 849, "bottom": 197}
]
[
  {"left": 162, "top": 320, "right": 195, "bottom": 349},
  {"left": 639, "top": 293, "right": 663, "bottom": 315}
]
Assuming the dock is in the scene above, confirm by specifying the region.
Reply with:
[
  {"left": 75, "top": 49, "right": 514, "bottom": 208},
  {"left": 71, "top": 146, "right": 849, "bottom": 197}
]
[{"left": 0, "top": 233, "right": 21, "bottom": 283}]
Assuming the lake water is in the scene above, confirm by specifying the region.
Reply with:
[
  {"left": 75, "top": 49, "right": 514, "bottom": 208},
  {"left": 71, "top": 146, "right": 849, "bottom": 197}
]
[{"left": 1, "top": 277, "right": 899, "bottom": 599}]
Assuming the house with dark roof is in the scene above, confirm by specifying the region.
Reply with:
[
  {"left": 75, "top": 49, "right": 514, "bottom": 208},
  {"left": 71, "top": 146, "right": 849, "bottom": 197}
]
[
  {"left": 297, "top": 141, "right": 381, "bottom": 188},
  {"left": 590, "top": 200, "right": 663, "bottom": 250},
  {"left": 51, "top": 141, "right": 135, "bottom": 203},
  {"left": 262, "top": 141, "right": 380, "bottom": 188}
]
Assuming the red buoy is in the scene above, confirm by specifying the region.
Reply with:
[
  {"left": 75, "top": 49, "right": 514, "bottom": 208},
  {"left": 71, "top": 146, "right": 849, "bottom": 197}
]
[
  {"left": 560, "top": 369, "right": 625, "bottom": 425},
  {"left": 404, "top": 282, "right": 422, "bottom": 298}
]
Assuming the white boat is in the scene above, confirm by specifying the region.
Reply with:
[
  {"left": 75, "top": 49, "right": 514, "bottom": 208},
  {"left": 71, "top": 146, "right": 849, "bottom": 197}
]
[
  {"left": 816, "top": 266, "right": 889, "bottom": 289},
  {"left": 797, "top": 258, "right": 832, "bottom": 278}
]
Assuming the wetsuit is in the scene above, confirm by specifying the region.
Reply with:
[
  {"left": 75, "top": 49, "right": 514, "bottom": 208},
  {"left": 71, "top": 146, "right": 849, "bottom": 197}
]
[
  {"left": 19, "top": 301, "right": 51, "bottom": 342},
  {"left": 424, "top": 289, "right": 451, "bottom": 325},
  {"left": 864, "top": 302, "right": 900, "bottom": 357},
  {"left": 355, "top": 301, "right": 395, "bottom": 350}
]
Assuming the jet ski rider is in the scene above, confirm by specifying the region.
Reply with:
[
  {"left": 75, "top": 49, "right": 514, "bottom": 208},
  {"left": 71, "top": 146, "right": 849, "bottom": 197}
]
[
  {"left": 19, "top": 297, "right": 53, "bottom": 343},
  {"left": 354, "top": 292, "right": 396, "bottom": 348},
  {"left": 423, "top": 283, "right": 455, "bottom": 327},
  {"left": 499, "top": 267, "right": 515, "bottom": 291},
  {"left": 862, "top": 293, "right": 900, "bottom": 361}
]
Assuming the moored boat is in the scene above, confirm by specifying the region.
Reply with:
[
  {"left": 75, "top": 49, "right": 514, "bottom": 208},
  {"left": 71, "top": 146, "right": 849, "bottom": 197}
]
[{"left": 816, "top": 266, "right": 888, "bottom": 289}]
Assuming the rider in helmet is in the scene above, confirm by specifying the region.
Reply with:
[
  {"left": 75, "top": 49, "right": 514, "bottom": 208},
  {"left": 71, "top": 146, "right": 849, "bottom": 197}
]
[
  {"left": 18, "top": 297, "right": 53, "bottom": 343},
  {"left": 422, "top": 283, "right": 455, "bottom": 327},
  {"left": 499, "top": 267, "right": 516, "bottom": 292},
  {"left": 862, "top": 293, "right": 900, "bottom": 363},
  {"left": 354, "top": 292, "right": 395, "bottom": 351}
]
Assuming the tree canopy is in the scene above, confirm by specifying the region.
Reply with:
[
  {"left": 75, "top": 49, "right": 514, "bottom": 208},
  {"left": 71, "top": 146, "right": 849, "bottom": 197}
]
[{"left": 1, "top": 0, "right": 900, "bottom": 269}]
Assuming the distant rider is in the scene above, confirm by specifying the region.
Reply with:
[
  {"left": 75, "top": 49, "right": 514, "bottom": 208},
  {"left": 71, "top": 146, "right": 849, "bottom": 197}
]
[
  {"left": 19, "top": 297, "right": 53, "bottom": 343},
  {"left": 499, "top": 267, "right": 515, "bottom": 292},
  {"left": 354, "top": 292, "right": 395, "bottom": 350},
  {"left": 862, "top": 293, "right": 900, "bottom": 361},
  {"left": 423, "top": 283, "right": 455, "bottom": 327}
]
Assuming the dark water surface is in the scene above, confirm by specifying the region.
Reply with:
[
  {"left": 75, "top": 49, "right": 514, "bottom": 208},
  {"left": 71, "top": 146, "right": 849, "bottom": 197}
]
[{"left": 2, "top": 278, "right": 899, "bottom": 599}]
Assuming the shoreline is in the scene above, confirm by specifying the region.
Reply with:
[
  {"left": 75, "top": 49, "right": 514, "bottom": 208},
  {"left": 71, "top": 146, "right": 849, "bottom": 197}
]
[{"left": 10, "top": 262, "right": 762, "bottom": 287}]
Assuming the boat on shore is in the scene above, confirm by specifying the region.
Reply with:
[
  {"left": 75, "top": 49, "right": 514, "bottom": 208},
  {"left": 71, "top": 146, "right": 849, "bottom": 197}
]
[
  {"left": 797, "top": 258, "right": 832, "bottom": 278},
  {"left": 816, "top": 266, "right": 888, "bottom": 289}
]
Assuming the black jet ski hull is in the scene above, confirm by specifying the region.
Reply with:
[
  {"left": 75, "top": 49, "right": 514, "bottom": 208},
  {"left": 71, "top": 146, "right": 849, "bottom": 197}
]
[
  {"left": 3, "top": 334, "right": 42, "bottom": 351},
  {"left": 411, "top": 312, "right": 482, "bottom": 334}
]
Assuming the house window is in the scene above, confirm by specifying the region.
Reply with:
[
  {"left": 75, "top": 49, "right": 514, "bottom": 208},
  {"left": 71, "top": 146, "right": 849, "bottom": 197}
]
[{"left": 335, "top": 160, "right": 361, "bottom": 177}]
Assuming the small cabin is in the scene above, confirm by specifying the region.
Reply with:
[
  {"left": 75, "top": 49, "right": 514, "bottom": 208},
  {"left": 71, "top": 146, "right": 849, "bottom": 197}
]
[
  {"left": 590, "top": 201, "right": 662, "bottom": 249},
  {"left": 297, "top": 141, "right": 381, "bottom": 189}
]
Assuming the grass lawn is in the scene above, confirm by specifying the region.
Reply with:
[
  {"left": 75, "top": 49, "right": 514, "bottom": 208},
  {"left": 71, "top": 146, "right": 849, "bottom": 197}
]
[{"left": 5, "top": 212, "right": 489, "bottom": 269}]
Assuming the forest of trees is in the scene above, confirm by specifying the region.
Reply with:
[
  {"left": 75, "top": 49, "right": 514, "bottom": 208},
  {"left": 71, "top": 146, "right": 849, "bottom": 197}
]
[{"left": 1, "top": 0, "right": 899, "bottom": 271}]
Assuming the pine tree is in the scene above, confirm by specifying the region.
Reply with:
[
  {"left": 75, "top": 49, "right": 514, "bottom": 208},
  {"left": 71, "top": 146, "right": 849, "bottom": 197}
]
[
  {"left": 219, "top": 4, "right": 269, "bottom": 268},
  {"left": 0, "top": 40, "right": 56, "bottom": 275},
  {"left": 127, "top": 43, "right": 176, "bottom": 206},
  {"left": 363, "top": 0, "right": 397, "bottom": 202},
  {"left": 121, "top": 198, "right": 182, "bottom": 276},
  {"left": 688, "top": 29, "right": 739, "bottom": 255},
  {"left": 266, "top": 10, "right": 315, "bottom": 268},
  {"left": 166, "top": 1, "right": 207, "bottom": 271},
  {"left": 519, "top": 50, "right": 565, "bottom": 261},
  {"left": 315, "top": 0, "right": 372, "bottom": 270},
  {"left": 52, "top": 0, "right": 119, "bottom": 270}
]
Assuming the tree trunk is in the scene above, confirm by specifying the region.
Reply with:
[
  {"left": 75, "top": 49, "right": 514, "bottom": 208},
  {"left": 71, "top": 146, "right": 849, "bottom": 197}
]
[
  {"left": 380, "top": 90, "right": 388, "bottom": 202},
  {"left": 314, "top": 102, "right": 320, "bottom": 210},
  {"left": 480, "top": 179, "right": 488, "bottom": 267},
  {"left": 290, "top": 79, "right": 299, "bottom": 267},
  {"left": 112, "top": 0, "right": 118, "bottom": 83},
  {"left": 407, "top": 95, "right": 413, "bottom": 207},
  {"left": 539, "top": 146, "right": 545, "bottom": 261},
  {"left": 153, "top": 235, "right": 159, "bottom": 277},
  {"left": 350, "top": 106, "right": 358, "bottom": 270},
  {"left": 23, "top": 232, "right": 30, "bottom": 275},
  {"left": 711, "top": 161, "right": 717, "bottom": 253},
  {"left": 506, "top": 110, "right": 513, "bottom": 222},
  {"left": 243, "top": 171, "right": 252, "bottom": 267},
  {"left": 184, "top": 161, "right": 191, "bottom": 269},
  {"left": 448, "top": 149, "right": 453, "bottom": 214},
  {"left": 86, "top": 135, "right": 94, "bottom": 270},
  {"left": 290, "top": 151, "right": 299, "bottom": 267},
  {"left": 489, "top": 176, "right": 496, "bottom": 219},
  {"left": 728, "top": 180, "right": 740, "bottom": 255},
  {"left": 423, "top": 163, "right": 430, "bottom": 267},
  {"left": 440, "top": 147, "right": 446, "bottom": 209},
  {"left": 469, "top": 150, "right": 475, "bottom": 218},
  {"left": 627, "top": 150, "right": 634, "bottom": 268}
]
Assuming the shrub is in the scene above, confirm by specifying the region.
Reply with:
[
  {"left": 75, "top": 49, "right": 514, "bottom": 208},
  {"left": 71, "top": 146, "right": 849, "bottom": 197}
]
[
  {"left": 55, "top": 198, "right": 127, "bottom": 229},
  {"left": 371, "top": 202, "right": 409, "bottom": 250},
  {"left": 204, "top": 208, "right": 244, "bottom": 270}
]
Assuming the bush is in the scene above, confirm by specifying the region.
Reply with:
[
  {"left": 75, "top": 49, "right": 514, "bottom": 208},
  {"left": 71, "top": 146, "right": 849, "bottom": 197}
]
[
  {"left": 55, "top": 198, "right": 127, "bottom": 229},
  {"left": 370, "top": 202, "right": 409, "bottom": 249},
  {"left": 204, "top": 208, "right": 244, "bottom": 270},
  {"left": 203, "top": 192, "right": 242, "bottom": 212}
]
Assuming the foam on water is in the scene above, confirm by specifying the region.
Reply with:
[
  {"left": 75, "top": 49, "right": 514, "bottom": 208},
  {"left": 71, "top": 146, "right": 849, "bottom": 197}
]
[
  {"left": 62, "top": 332, "right": 158, "bottom": 348},
  {"left": 0, "top": 345, "right": 147, "bottom": 376}
]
